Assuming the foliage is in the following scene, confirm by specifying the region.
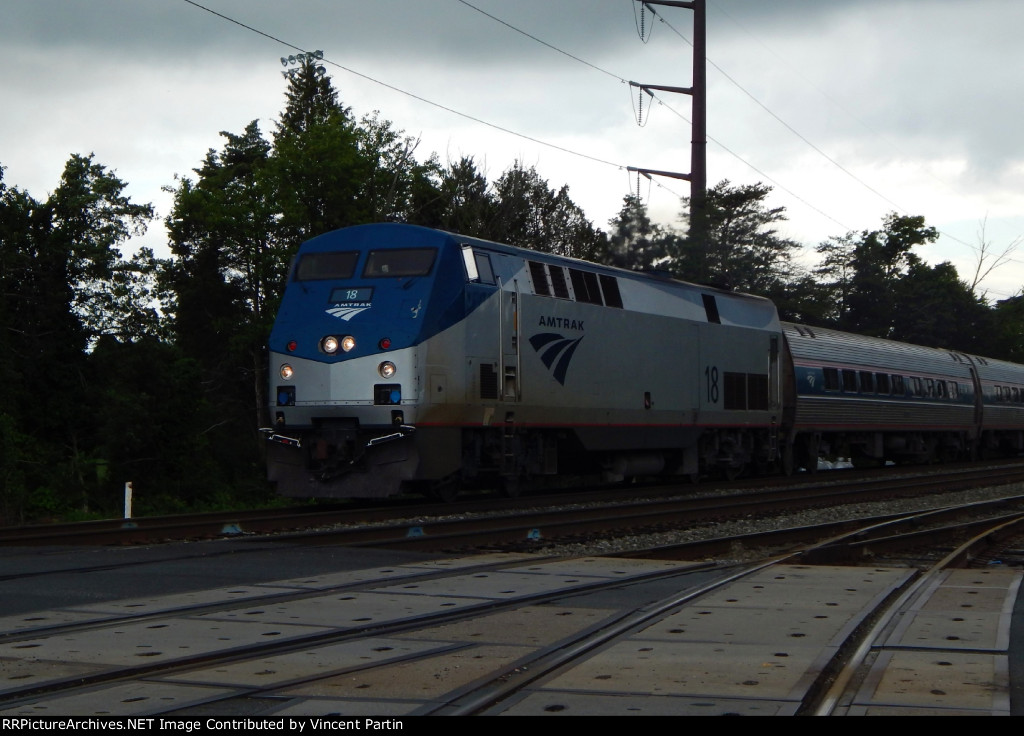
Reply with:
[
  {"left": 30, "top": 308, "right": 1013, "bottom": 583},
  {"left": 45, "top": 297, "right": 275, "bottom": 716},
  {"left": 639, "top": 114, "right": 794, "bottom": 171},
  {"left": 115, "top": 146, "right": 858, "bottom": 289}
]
[
  {"left": 0, "top": 157, "right": 157, "bottom": 522},
  {"left": 991, "top": 295, "right": 1024, "bottom": 364},
  {"left": 7, "top": 59, "right": 1024, "bottom": 526},
  {"left": 489, "top": 161, "right": 606, "bottom": 261},
  {"left": 412, "top": 156, "right": 495, "bottom": 234},
  {"left": 673, "top": 180, "right": 799, "bottom": 294},
  {"left": 601, "top": 195, "right": 673, "bottom": 271}
]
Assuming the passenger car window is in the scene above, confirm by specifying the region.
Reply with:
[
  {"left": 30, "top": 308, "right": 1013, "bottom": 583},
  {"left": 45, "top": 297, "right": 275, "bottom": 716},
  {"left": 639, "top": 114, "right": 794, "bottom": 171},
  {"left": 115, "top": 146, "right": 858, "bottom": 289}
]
[
  {"left": 859, "top": 371, "right": 874, "bottom": 393},
  {"left": 876, "top": 373, "right": 891, "bottom": 394}
]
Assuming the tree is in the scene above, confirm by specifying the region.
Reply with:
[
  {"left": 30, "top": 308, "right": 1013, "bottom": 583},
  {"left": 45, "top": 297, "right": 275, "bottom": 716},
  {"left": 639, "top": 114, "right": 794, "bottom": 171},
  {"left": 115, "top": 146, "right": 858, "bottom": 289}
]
[
  {"left": 0, "top": 156, "right": 154, "bottom": 520},
  {"left": 410, "top": 155, "right": 497, "bottom": 235},
  {"left": 356, "top": 112, "right": 442, "bottom": 223},
  {"left": 490, "top": 161, "right": 605, "bottom": 260},
  {"left": 673, "top": 180, "right": 799, "bottom": 294},
  {"left": 601, "top": 195, "right": 673, "bottom": 271},
  {"left": 840, "top": 213, "right": 938, "bottom": 337},
  {"left": 271, "top": 59, "right": 367, "bottom": 240},
  {"left": 807, "top": 232, "right": 859, "bottom": 326},
  {"left": 163, "top": 121, "right": 281, "bottom": 484},
  {"left": 891, "top": 259, "right": 991, "bottom": 353},
  {"left": 991, "top": 295, "right": 1024, "bottom": 363},
  {"left": 47, "top": 154, "right": 155, "bottom": 340},
  {"left": 967, "top": 216, "right": 1022, "bottom": 296},
  {"left": 167, "top": 122, "right": 283, "bottom": 336}
]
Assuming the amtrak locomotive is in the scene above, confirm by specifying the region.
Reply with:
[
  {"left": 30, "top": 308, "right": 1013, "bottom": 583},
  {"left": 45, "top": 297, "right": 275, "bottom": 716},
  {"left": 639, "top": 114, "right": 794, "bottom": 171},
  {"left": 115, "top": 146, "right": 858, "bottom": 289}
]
[{"left": 264, "top": 223, "right": 1024, "bottom": 499}]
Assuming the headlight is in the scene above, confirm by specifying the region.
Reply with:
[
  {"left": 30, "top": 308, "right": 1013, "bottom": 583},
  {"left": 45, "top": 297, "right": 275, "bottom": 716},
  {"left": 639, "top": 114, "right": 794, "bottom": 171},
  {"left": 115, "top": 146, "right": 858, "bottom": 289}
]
[
  {"left": 341, "top": 335, "right": 356, "bottom": 352},
  {"left": 321, "top": 336, "right": 339, "bottom": 354},
  {"left": 378, "top": 361, "right": 397, "bottom": 378},
  {"left": 280, "top": 364, "right": 294, "bottom": 380}
]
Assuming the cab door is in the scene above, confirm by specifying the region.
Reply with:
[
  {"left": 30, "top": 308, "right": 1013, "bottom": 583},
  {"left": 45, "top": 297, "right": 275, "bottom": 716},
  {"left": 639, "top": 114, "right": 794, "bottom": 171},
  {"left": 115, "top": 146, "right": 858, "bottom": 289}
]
[{"left": 499, "top": 279, "right": 520, "bottom": 402}]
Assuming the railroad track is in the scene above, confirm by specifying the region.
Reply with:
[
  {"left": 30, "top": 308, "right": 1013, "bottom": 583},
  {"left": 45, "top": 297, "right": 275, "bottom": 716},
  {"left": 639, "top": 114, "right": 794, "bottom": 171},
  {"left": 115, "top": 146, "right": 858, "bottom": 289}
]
[
  {"left": 5, "top": 462, "right": 1024, "bottom": 553},
  {"left": 809, "top": 515, "right": 1024, "bottom": 715},
  {"left": 0, "top": 494, "right": 1022, "bottom": 715}
]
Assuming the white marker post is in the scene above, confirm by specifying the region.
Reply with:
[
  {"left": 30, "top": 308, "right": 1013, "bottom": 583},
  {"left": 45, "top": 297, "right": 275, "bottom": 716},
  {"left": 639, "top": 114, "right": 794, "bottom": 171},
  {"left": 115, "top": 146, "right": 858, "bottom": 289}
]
[{"left": 124, "top": 481, "right": 133, "bottom": 520}]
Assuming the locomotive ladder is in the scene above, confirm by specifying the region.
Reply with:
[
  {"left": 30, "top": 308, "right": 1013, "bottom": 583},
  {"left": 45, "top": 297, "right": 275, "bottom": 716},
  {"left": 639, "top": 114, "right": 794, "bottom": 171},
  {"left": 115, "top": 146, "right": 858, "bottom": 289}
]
[{"left": 501, "top": 412, "right": 517, "bottom": 475}]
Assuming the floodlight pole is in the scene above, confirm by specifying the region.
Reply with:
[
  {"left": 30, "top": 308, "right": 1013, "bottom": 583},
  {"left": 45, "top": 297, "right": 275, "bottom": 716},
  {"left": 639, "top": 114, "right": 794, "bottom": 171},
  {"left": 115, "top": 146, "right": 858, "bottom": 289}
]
[
  {"left": 280, "top": 50, "right": 326, "bottom": 80},
  {"left": 629, "top": 0, "right": 706, "bottom": 238}
]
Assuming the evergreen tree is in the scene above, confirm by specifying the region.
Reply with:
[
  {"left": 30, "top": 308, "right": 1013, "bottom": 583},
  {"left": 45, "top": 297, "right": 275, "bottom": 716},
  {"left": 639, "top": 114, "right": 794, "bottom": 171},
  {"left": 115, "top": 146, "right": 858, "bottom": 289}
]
[
  {"left": 162, "top": 122, "right": 280, "bottom": 498},
  {"left": 991, "top": 295, "right": 1024, "bottom": 363},
  {"left": 271, "top": 59, "right": 366, "bottom": 240},
  {"left": 602, "top": 195, "right": 673, "bottom": 271},
  {"left": 409, "top": 155, "right": 497, "bottom": 235},
  {"left": 674, "top": 180, "right": 798, "bottom": 294},
  {"left": 356, "top": 112, "right": 442, "bottom": 223},
  {"left": 491, "top": 161, "right": 605, "bottom": 260},
  {"left": 811, "top": 232, "right": 858, "bottom": 326},
  {"left": 891, "top": 260, "right": 991, "bottom": 353}
]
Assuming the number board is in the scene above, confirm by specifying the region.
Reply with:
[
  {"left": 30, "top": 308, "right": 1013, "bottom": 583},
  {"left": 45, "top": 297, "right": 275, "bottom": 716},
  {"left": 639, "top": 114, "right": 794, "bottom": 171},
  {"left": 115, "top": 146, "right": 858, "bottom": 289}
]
[{"left": 330, "top": 287, "right": 374, "bottom": 304}]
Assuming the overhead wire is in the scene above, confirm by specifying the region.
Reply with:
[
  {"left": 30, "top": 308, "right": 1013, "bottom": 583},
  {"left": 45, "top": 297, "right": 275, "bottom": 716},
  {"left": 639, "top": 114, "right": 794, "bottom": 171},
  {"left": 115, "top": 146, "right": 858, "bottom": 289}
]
[
  {"left": 183, "top": 0, "right": 965, "bottom": 257},
  {"left": 181, "top": 0, "right": 624, "bottom": 171},
  {"left": 455, "top": 0, "right": 625, "bottom": 82},
  {"left": 644, "top": 91, "right": 854, "bottom": 232},
  {"left": 458, "top": 0, "right": 860, "bottom": 232},
  {"left": 453, "top": 0, "right": 848, "bottom": 222},
  {"left": 643, "top": 1, "right": 991, "bottom": 256},
  {"left": 181, "top": 0, "right": 693, "bottom": 206},
  {"left": 711, "top": 1, "right": 972, "bottom": 206},
  {"left": 642, "top": 3, "right": 910, "bottom": 221}
]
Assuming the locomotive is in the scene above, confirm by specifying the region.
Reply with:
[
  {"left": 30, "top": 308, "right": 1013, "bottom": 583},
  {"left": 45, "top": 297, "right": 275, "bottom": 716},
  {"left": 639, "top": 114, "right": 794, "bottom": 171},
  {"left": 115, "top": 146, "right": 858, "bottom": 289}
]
[{"left": 263, "top": 223, "right": 1024, "bottom": 499}]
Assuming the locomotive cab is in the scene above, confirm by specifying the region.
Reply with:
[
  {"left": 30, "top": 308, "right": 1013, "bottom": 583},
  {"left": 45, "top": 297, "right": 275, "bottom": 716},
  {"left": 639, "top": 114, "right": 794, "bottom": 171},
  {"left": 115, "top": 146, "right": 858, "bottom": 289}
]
[
  {"left": 264, "top": 226, "right": 470, "bottom": 498},
  {"left": 265, "top": 223, "right": 789, "bottom": 500}
]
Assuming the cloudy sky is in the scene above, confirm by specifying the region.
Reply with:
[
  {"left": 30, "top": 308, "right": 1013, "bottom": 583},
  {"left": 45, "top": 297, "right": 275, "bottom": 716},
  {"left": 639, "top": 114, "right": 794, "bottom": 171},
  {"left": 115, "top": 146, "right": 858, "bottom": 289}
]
[{"left": 3, "top": 0, "right": 1023, "bottom": 299}]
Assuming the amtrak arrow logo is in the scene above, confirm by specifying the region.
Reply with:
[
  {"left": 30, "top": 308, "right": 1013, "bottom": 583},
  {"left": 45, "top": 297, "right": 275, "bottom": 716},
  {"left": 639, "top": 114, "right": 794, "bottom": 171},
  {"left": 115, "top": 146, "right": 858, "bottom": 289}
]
[
  {"left": 529, "top": 333, "right": 584, "bottom": 385},
  {"left": 326, "top": 305, "right": 370, "bottom": 321}
]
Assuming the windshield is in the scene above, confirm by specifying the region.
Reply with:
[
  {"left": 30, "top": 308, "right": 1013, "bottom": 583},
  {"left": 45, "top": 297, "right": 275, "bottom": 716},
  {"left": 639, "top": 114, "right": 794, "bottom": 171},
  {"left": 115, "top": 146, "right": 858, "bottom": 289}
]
[
  {"left": 363, "top": 248, "right": 436, "bottom": 278},
  {"left": 294, "top": 251, "right": 359, "bottom": 281}
]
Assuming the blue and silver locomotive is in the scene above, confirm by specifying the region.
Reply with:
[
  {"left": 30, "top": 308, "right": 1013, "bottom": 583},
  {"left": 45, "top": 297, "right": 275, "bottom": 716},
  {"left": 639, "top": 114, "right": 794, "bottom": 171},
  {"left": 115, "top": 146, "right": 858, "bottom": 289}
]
[{"left": 265, "top": 223, "right": 786, "bottom": 498}]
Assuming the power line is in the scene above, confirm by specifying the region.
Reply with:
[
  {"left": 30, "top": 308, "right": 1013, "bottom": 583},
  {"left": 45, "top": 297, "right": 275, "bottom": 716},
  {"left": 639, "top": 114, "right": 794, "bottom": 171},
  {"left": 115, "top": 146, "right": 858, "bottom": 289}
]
[
  {"left": 710, "top": 1, "right": 971, "bottom": 207},
  {"left": 645, "top": 92, "right": 853, "bottom": 232},
  {"left": 457, "top": 1, "right": 853, "bottom": 230},
  {"left": 183, "top": 0, "right": 974, "bottom": 255},
  {"left": 181, "top": 0, "right": 856, "bottom": 232},
  {"left": 181, "top": 0, "right": 625, "bottom": 171},
  {"left": 642, "top": 2, "right": 978, "bottom": 249},
  {"left": 180, "top": 0, "right": 691, "bottom": 216},
  {"left": 642, "top": 3, "right": 908, "bottom": 216},
  {"left": 456, "top": 0, "right": 625, "bottom": 82}
]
